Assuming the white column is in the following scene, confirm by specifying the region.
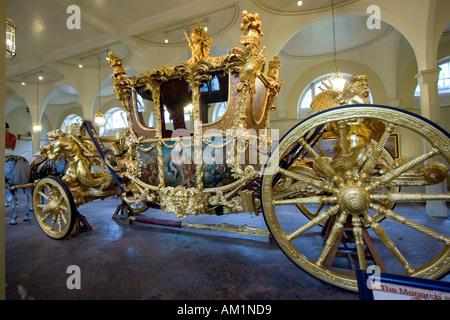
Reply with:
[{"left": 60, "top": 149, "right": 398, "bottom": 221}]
[
  {"left": 415, "top": 68, "right": 441, "bottom": 125},
  {"left": 32, "top": 131, "right": 41, "bottom": 156},
  {"left": 415, "top": 68, "right": 447, "bottom": 218}
]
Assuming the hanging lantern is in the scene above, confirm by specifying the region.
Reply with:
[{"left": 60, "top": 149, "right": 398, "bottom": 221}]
[
  {"left": 32, "top": 121, "right": 43, "bottom": 133},
  {"left": 32, "top": 74, "right": 43, "bottom": 133},
  {"left": 94, "top": 112, "right": 106, "bottom": 127},
  {"left": 6, "top": 18, "right": 16, "bottom": 59}
]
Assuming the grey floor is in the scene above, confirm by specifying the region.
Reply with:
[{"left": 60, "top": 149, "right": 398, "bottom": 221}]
[{"left": 4, "top": 196, "right": 449, "bottom": 300}]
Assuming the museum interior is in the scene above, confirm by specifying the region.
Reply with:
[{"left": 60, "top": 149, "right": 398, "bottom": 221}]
[{"left": 2, "top": 0, "right": 450, "bottom": 300}]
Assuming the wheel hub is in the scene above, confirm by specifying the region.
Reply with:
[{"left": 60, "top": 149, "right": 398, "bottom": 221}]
[{"left": 338, "top": 185, "right": 369, "bottom": 215}]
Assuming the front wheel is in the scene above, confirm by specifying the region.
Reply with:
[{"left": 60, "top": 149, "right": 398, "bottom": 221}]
[{"left": 33, "top": 176, "right": 77, "bottom": 239}]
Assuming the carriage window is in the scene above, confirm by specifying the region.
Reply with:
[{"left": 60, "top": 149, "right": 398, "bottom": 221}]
[
  {"left": 137, "top": 94, "right": 145, "bottom": 112},
  {"left": 199, "top": 72, "right": 229, "bottom": 124},
  {"left": 157, "top": 72, "right": 229, "bottom": 137},
  {"left": 133, "top": 90, "right": 156, "bottom": 129},
  {"left": 210, "top": 102, "right": 227, "bottom": 122},
  {"left": 160, "top": 79, "right": 192, "bottom": 137},
  {"left": 200, "top": 75, "right": 221, "bottom": 92},
  {"left": 99, "top": 107, "right": 128, "bottom": 137}
]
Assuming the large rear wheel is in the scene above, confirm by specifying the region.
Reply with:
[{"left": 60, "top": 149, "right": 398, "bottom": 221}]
[{"left": 261, "top": 105, "right": 450, "bottom": 291}]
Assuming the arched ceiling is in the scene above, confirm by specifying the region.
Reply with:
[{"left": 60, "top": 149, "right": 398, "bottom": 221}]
[
  {"left": 281, "top": 13, "right": 393, "bottom": 57},
  {"left": 253, "top": 0, "right": 356, "bottom": 14},
  {"left": 5, "top": 0, "right": 239, "bottom": 83}
]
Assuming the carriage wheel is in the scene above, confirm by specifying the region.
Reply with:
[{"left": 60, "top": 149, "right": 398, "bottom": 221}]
[
  {"left": 261, "top": 105, "right": 450, "bottom": 291},
  {"left": 33, "top": 176, "right": 77, "bottom": 239}
]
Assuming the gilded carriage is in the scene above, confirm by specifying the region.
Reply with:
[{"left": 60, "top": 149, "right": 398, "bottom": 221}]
[{"left": 33, "top": 11, "right": 450, "bottom": 292}]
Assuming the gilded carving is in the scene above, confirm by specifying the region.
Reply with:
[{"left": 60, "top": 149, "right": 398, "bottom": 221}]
[
  {"left": 159, "top": 186, "right": 205, "bottom": 219},
  {"left": 42, "top": 124, "right": 113, "bottom": 191}
]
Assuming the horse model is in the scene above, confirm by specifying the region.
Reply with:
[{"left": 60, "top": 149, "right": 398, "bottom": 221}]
[
  {"left": 5, "top": 155, "right": 31, "bottom": 225},
  {"left": 5, "top": 154, "right": 68, "bottom": 225}
]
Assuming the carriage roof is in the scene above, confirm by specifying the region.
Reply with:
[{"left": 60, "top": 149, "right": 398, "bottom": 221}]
[{"left": 108, "top": 10, "right": 282, "bottom": 140}]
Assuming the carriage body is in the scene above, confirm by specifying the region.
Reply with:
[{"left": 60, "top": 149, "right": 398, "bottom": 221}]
[
  {"left": 32, "top": 11, "right": 449, "bottom": 293},
  {"left": 83, "top": 13, "right": 282, "bottom": 219}
]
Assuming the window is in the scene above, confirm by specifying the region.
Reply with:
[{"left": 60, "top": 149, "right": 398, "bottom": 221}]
[
  {"left": 438, "top": 60, "right": 450, "bottom": 94},
  {"left": 415, "top": 58, "right": 450, "bottom": 97},
  {"left": 211, "top": 102, "right": 227, "bottom": 122},
  {"left": 99, "top": 107, "right": 128, "bottom": 136},
  {"left": 61, "top": 114, "right": 82, "bottom": 132},
  {"left": 147, "top": 105, "right": 193, "bottom": 131},
  {"left": 298, "top": 73, "right": 372, "bottom": 117},
  {"left": 200, "top": 75, "right": 221, "bottom": 92},
  {"left": 136, "top": 94, "right": 145, "bottom": 112}
]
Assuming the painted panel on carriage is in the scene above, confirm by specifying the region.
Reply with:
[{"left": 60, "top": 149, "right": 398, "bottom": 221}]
[
  {"left": 136, "top": 140, "right": 236, "bottom": 188},
  {"left": 137, "top": 146, "right": 160, "bottom": 186}
]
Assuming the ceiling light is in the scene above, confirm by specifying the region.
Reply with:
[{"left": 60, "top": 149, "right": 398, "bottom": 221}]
[
  {"left": 78, "top": 63, "right": 83, "bottom": 68},
  {"left": 94, "top": 112, "right": 106, "bottom": 127},
  {"left": 32, "top": 122, "right": 42, "bottom": 133},
  {"left": 204, "top": 26, "right": 208, "bottom": 32},
  {"left": 165, "top": 38, "right": 169, "bottom": 44},
  {"left": 33, "top": 75, "right": 43, "bottom": 133},
  {"left": 21, "top": 81, "right": 26, "bottom": 86},
  {"left": 297, "top": 1, "right": 303, "bottom": 6},
  {"left": 38, "top": 75, "right": 43, "bottom": 80}
]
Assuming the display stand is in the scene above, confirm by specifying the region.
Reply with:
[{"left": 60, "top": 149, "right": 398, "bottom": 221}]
[
  {"left": 322, "top": 215, "right": 386, "bottom": 273},
  {"left": 71, "top": 214, "right": 93, "bottom": 235},
  {"left": 112, "top": 201, "right": 134, "bottom": 221}
]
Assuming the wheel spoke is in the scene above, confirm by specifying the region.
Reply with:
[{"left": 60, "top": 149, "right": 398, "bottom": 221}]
[
  {"left": 278, "top": 167, "right": 338, "bottom": 194},
  {"left": 371, "top": 192, "right": 450, "bottom": 202},
  {"left": 361, "top": 123, "right": 396, "bottom": 179},
  {"left": 41, "top": 212, "right": 52, "bottom": 222},
  {"left": 45, "top": 184, "right": 58, "bottom": 198},
  {"left": 38, "top": 191, "right": 50, "bottom": 201},
  {"left": 350, "top": 216, "right": 367, "bottom": 270},
  {"left": 369, "top": 203, "right": 450, "bottom": 245},
  {"left": 368, "top": 148, "right": 440, "bottom": 191},
  {"left": 60, "top": 211, "right": 68, "bottom": 224},
  {"left": 316, "top": 210, "right": 348, "bottom": 267},
  {"left": 298, "top": 137, "right": 343, "bottom": 186},
  {"left": 50, "top": 216, "right": 57, "bottom": 231},
  {"left": 287, "top": 204, "right": 340, "bottom": 242},
  {"left": 362, "top": 210, "right": 415, "bottom": 274}
]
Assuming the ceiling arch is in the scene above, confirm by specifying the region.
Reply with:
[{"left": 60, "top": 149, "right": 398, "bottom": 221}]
[
  {"left": 253, "top": 0, "right": 357, "bottom": 15},
  {"left": 130, "top": 4, "right": 239, "bottom": 46},
  {"left": 280, "top": 13, "right": 393, "bottom": 58}
]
